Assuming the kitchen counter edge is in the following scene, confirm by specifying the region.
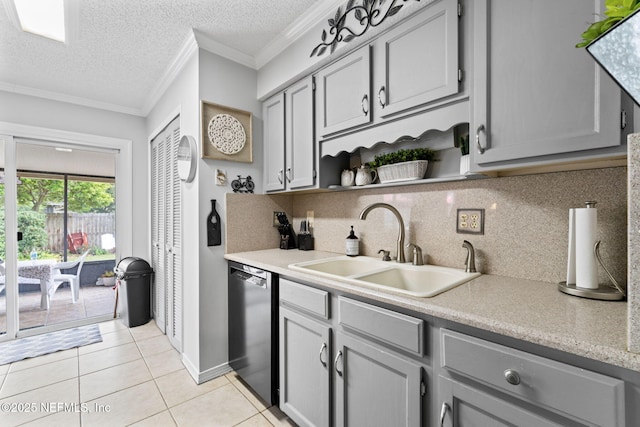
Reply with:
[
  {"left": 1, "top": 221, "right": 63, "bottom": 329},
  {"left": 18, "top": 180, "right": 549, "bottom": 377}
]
[{"left": 225, "top": 249, "right": 640, "bottom": 373}]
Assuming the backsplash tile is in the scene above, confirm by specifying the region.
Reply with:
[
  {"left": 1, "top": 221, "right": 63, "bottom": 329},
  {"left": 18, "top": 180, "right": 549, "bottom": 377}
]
[{"left": 291, "top": 167, "right": 627, "bottom": 285}]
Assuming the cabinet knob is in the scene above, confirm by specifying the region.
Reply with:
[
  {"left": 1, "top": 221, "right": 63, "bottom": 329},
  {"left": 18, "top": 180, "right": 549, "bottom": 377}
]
[
  {"left": 504, "top": 369, "right": 521, "bottom": 385},
  {"left": 319, "top": 343, "right": 327, "bottom": 367},
  {"left": 476, "top": 124, "right": 486, "bottom": 154},
  {"left": 361, "top": 94, "right": 369, "bottom": 116},
  {"left": 377, "top": 86, "right": 386, "bottom": 109},
  {"left": 334, "top": 351, "right": 343, "bottom": 376}
]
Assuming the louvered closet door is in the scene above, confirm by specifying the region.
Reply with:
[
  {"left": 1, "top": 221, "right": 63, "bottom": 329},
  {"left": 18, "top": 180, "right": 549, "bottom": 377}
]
[{"left": 150, "top": 116, "right": 182, "bottom": 351}]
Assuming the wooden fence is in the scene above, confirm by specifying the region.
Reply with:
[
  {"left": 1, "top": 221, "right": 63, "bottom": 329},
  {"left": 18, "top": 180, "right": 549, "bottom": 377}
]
[{"left": 46, "top": 212, "right": 115, "bottom": 253}]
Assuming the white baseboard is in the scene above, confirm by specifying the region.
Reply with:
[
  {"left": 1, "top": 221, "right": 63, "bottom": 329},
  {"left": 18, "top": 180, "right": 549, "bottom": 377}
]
[{"left": 181, "top": 354, "right": 232, "bottom": 384}]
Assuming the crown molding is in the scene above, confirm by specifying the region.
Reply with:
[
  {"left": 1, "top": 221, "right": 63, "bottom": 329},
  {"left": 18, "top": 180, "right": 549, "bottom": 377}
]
[
  {"left": 141, "top": 30, "right": 199, "bottom": 116},
  {"left": 255, "top": 0, "right": 344, "bottom": 69},
  {"left": 192, "top": 29, "right": 257, "bottom": 69},
  {"left": 0, "top": 81, "right": 144, "bottom": 116}
]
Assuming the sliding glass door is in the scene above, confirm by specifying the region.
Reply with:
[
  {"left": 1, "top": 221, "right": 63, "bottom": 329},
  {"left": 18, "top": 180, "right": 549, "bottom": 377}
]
[{"left": 0, "top": 135, "right": 119, "bottom": 339}]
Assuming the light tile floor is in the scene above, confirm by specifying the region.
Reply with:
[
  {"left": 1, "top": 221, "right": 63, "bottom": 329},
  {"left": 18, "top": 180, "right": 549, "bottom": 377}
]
[{"left": 0, "top": 320, "right": 296, "bottom": 427}]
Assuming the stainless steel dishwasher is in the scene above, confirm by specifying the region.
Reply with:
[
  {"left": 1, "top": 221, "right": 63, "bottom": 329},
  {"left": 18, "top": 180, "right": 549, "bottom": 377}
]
[{"left": 228, "top": 261, "right": 278, "bottom": 405}]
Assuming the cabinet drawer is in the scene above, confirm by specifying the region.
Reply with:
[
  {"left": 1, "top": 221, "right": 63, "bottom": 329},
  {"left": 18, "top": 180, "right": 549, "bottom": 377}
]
[
  {"left": 338, "top": 297, "right": 424, "bottom": 356},
  {"left": 280, "top": 278, "right": 329, "bottom": 319},
  {"left": 440, "top": 329, "right": 625, "bottom": 426}
]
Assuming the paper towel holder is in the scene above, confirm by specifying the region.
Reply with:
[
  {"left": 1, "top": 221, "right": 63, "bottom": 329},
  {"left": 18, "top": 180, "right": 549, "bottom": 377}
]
[{"left": 558, "top": 240, "right": 626, "bottom": 301}]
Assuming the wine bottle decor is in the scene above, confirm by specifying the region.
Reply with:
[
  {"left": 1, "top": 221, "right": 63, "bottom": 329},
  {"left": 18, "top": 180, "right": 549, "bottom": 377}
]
[{"left": 207, "top": 199, "right": 222, "bottom": 246}]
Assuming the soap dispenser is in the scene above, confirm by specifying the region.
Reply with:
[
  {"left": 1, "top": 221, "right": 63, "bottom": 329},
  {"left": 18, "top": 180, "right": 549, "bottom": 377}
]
[{"left": 346, "top": 226, "right": 359, "bottom": 257}]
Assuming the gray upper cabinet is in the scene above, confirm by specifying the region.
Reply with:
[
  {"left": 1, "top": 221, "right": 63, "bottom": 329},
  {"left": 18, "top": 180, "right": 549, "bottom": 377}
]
[
  {"left": 285, "top": 76, "right": 316, "bottom": 190},
  {"left": 471, "top": 0, "right": 626, "bottom": 170},
  {"left": 372, "top": 0, "right": 460, "bottom": 120},
  {"left": 264, "top": 77, "right": 315, "bottom": 193},
  {"left": 316, "top": 45, "right": 372, "bottom": 138},
  {"left": 263, "top": 93, "right": 286, "bottom": 192}
]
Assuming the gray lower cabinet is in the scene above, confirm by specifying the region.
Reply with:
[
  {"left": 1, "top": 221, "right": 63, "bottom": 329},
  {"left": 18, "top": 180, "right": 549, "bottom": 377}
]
[
  {"left": 470, "top": 0, "right": 629, "bottom": 172},
  {"left": 278, "top": 279, "right": 427, "bottom": 427},
  {"left": 334, "top": 332, "right": 423, "bottom": 427},
  {"left": 279, "top": 306, "right": 331, "bottom": 427},
  {"left": 438, "top": 329, "right": 626, "bottom": 426}
]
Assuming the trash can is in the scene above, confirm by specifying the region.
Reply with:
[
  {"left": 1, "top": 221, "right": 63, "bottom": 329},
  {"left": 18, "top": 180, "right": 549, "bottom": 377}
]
[{"left": 114, "top": 257, "right": 153, "bottom": 327}]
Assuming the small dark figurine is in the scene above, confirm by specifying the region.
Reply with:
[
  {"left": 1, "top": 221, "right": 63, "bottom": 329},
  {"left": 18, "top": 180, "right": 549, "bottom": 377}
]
[{"left": 231, "top": 175, "right": 255, "bottom": 193}]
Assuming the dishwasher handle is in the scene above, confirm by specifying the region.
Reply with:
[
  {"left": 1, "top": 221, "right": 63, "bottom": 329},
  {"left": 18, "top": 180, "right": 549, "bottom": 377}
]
[{"left": 230, "top": 266, "right": 268, "bottom": 288}]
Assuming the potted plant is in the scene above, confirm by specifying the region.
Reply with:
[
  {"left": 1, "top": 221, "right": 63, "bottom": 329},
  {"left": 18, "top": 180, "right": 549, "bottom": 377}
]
[
  {"left": 576, "top": 0, "right": 640, "bottom": 47},
  {"left": 100, "top": 270, "right": 116, "bottom": 287},
  {"left": 367, "top": 148, "right": 437, "bottom": 183}
]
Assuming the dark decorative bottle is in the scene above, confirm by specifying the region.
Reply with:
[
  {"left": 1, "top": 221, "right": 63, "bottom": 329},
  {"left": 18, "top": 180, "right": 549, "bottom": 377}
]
[{"left": 207, "top": 199, "right": 221, "bottom": 246}]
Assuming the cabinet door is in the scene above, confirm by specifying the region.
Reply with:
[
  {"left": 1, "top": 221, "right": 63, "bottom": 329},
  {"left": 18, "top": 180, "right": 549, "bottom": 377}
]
[
  {"left": 472, "top": 0, "right": 623, "bottom": 168},
  {"left": 279, "top": 307, "right": 331, "bottom": 427},
  {"left": 438, "top": 376, "right": 564, "bottom": 427},
  {"left": 286, "top": 76, "right": 316, "bottom": 189},
  {"left": 374, "top": 0, "right": 460, "bottom": 119},
  {"left": 264, "top": 93, "right": 286, "bottom": 192},
  {"left": 334, "top": 332, "right": 423, "bottom": 427},
  {"left": 316, "top": 45, "right": 372, "bottom": 137}
]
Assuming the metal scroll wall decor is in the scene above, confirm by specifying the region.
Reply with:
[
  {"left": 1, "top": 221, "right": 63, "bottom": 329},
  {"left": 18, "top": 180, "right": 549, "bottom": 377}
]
[{"left": 310, "top": 0, "right": 420, "bottom": 57}]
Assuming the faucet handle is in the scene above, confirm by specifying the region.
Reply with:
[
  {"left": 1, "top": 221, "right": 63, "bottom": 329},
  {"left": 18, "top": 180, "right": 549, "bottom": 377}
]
[
  {"left": 406, "top": 244, "right": 424, "bottom": 266},
  {"left": 462, "top": 240, "right": 477, "bottom": 273},
  {"left": 378, "top": 249, "right": 391, "bottom": 261}
]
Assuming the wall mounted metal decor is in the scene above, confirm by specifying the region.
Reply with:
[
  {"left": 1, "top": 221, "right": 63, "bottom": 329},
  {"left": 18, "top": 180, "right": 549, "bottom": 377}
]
[
  {"left": 231, "top": 175, "right": 255, "bottom": 193},
  {"left": 201, "top": 100, "right": 253, "bottom": 163},
  {"left": 310, "top": 0, "right": 419, "bottom": 57}
]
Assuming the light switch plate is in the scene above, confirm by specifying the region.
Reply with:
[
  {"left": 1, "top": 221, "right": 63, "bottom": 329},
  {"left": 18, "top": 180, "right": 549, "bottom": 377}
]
[{"left": 457, "top": 208, "right": 484, "bottom": 235}]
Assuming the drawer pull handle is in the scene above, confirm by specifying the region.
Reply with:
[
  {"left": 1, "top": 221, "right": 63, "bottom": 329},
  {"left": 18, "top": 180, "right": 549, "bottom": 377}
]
[
  {"left": 319, "top": 343, "right": 327, "bottom": 367},
  {"left": 334, "top": 351, "right": 343, "bottom": 376},
  {"left": 277, "top": 169, "right": 283, "bottom": 184},
  {"left": 439, "top": 402, "right": 449, "bottom": 426},
  {"left": 504, "top": 369, "right": 521, "bottom": 385}
]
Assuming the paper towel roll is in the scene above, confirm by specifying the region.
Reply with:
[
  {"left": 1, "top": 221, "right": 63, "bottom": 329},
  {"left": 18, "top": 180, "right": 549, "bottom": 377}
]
[
  {"left": 575, "top": 206, "right": 598, "bottom": 289},
  {"left": 566, "top": 208, "right": 576, "bottom": 285}
]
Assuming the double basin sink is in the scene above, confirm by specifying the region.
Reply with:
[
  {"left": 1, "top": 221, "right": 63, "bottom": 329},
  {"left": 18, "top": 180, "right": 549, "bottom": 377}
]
[{"left": 288, "top": 256, "right": 481, "bottom": 297}]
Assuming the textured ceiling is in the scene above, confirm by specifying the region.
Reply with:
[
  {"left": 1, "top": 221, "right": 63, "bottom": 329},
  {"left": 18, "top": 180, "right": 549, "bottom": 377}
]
[{"left": 0, "top": 0, "right": 323, "bottom": 115}]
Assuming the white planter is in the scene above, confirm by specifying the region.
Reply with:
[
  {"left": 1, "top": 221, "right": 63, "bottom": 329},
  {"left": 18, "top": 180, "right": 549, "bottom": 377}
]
[
  {"left": 376, "top": 160, "right": 429, "bottom": 183},
  {"left": 102, "top": 276, "right": 116, "bottom": 287}
]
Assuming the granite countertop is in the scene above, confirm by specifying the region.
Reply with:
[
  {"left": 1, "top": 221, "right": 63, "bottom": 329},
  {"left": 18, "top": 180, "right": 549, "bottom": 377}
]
[{"left": 225, "top": 249, "right": 639, "bottom": 372}]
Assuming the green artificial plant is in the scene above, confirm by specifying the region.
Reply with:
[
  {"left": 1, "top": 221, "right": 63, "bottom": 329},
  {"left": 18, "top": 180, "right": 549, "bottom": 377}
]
[
  {"left": 367, "top": 148, "right": 437, "bottom": 170},
  {"left": 576, "top": 0, "right": 640, "bottom": 47}
]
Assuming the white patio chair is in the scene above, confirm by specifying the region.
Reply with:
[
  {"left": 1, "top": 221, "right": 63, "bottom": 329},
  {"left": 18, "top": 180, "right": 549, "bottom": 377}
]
[{"left": 50, "top": 250, "right": 90, "bottom": 304}]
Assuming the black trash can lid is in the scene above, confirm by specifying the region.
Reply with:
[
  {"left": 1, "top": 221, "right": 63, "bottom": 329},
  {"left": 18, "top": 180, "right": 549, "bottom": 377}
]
[{"left": 115, "top": 257, "right": 153, "bottom": 278}]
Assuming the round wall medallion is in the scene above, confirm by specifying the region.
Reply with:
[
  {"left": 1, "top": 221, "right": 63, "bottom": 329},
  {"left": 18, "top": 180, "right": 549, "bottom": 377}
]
[
  {"left": 208, "top": 114, "right": 246, "bottom": 155},
  {"left": 177, "top": 135, "right": 197, "bottom": 183}
]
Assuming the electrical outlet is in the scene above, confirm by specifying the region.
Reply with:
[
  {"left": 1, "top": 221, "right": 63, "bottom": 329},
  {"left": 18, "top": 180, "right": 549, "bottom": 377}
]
[{"left": 457, "top": 208, "right": 484, "bottom": 235}]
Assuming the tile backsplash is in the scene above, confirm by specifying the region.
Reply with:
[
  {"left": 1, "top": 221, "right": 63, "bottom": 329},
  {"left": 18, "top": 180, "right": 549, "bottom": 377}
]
[{"left": 227, "top": 166, "right": 627, "bottom": 285}]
